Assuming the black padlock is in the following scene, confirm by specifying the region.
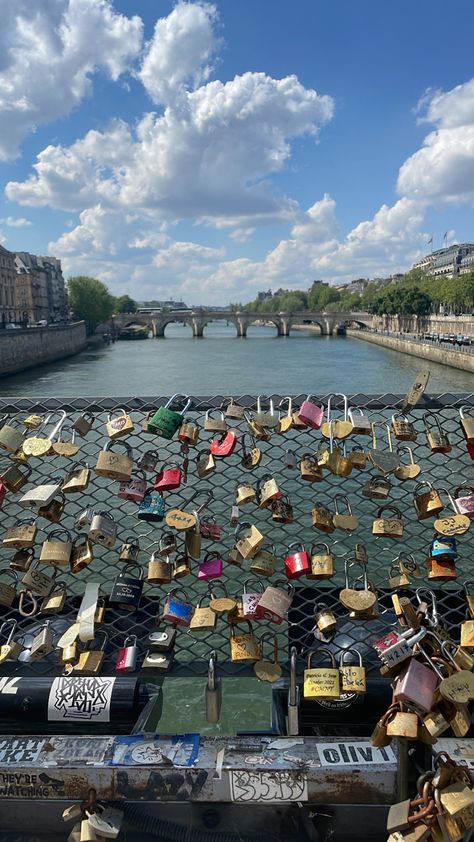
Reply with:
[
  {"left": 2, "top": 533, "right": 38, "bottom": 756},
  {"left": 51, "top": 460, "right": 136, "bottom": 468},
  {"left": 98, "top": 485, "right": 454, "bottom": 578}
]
[{"left": 109, "top": 563, "right": 144, "bottom": 612}]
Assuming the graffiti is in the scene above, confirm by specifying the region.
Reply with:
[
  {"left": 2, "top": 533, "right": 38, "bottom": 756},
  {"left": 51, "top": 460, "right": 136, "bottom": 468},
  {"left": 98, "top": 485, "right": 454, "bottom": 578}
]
[
  {"left": 116, "top": 769, "right": 208, "bottom": 801},
  {"left": 48, "top": 677, "right": 115, "bottom": 722}
]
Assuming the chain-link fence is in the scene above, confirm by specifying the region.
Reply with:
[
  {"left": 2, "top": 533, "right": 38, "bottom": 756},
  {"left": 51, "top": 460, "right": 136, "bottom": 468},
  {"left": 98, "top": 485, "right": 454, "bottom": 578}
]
[{"left": 0, "top": 392, "right": 472, "bottom": 680}]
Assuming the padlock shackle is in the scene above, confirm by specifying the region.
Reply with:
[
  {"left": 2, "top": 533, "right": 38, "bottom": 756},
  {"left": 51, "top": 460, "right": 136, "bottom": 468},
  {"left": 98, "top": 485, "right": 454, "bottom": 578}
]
[
  {"left": 371, "top": 421, "right": 394, "bottom": 452},
  {"left": 306, "top": 646, "right": 336, "bottom": 669},
  {"left": 339, "top": 647, "right": 363, "bottom": 667},
  {"left": 0, "top": 618, "right": 17, "bottom": 643},
  {"left": 289, "top": 645, "right": 298, "bottom": 705},
  {"left": 243, "top": 577, "right": 264, "bottom": 593},
  {"left": 278, "top": 396, "right": 293, "bottom": 416},
  {"left": 326, "top": 393, "right": 348, "bottom": 420}
]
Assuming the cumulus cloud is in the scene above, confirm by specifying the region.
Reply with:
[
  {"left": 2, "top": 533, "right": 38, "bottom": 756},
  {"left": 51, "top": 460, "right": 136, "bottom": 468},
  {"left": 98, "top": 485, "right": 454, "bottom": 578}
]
[
  {"left": 0, "top": 0, "right": 142, "bottom": 160},
  {"left": 0, "top": 216, "right": 31, "bottom": 227}
]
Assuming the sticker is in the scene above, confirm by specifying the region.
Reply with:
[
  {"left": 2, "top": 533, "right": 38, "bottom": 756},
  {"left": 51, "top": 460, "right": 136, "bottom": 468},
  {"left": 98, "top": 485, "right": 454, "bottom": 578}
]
[
  {"left": 317, "top": 742, "right": 396, "bottom": 766},
  {"left": 42, "top": 737, "right": 113, "bottom": 765},
  {"left": 0, "top": 770, "right": 65, "bottom": 798},
  {"left": 48, "top": 677, "right": 116, "bottom": 722},
  {"left": 0, "top": 738, "right": 45, "bottom": 764},
  {"left": 0, "top": 677, "right": 20, "bottom": 695},
  {"left": 111, "top": 734, "right": 200, "bottom": 767},
  {"left": 230, "top": 770, "right": 308, "bottom": 802}
]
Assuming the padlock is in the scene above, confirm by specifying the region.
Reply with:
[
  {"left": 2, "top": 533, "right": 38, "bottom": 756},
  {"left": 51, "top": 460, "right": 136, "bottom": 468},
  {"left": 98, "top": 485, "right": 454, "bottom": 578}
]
[
  {"left": 118, "top": 470, "right": 147, "bottom": 502},
  {"left": 307, "top": 542, "right": 334, "bottom": 579},
  {"left": 459, "top": 404, "right": 474, "bottom": 444},
  {"left": 422, "top": 709, "right": 450, "bottom": 740},
  {"left": 299, "top": 452, "right": 323, "bottom": 482},
  {"left": 221, "top": 396, "right": 246, "bottom": 420},
  {"left": 230, "top": 504, "right": 239, "bottom": 525},
  {"left": 283, "top": 449, "right": 297, "bottom": 470},
  {"left": 254, "top": 395, "right": 279, "bottom": 429},
  {"left": 209, "top": 429, "right": 237, "bottom": 457},
  {"left": 17, "top": 588, "right": 39, "bottom": 618},
  {"left": 394, "top": 445, "right": 421, "bottom": 481},
  {"left": 208, "top": 583, "right": 237, "bottom": 616},
  {"left": 326, "top": 422, "right": 352, "bottom": 476},
  {"left": 148, "top": 553, "right": 172, "bottom": 584},
  {"left": 433, "top": 489, "right": 471, "bottom": 537},
  {"left": 257, "top": 474, "right": 281, "bottom": 509},
  {"left": 185, "top": 524, "right": 201, "bottom": 559},
  {"left": 0, "top": 419, "right": 25, "bottom": 453},
  {"left": 271, "top": 494, "right": 294, "bottom": 524},
  {"left": 437, "top": 641, "right": 474, "bottom": 707},
  {"left": 229, "top": 621, "right": 261, "bottom": 662},
  {"left": 89, "top": 511, "right": 117, "bottom": 548},
  {"left": 173, "top": 551, "right": 192, "bottom": 578},
  {"left": 21, "top": 560, "right": 56, "bottom": 597},
  {"left": 314, "top": 602, "right": 337, "bottom": 634},
  {"left": 10, "top": 547, "right": 34, "bottom": 573},
  {"left": 391, "top": 412, "right": 417, "bottom": 441},
  {"left": 70, "top": 536, "right": 94, "bottom": 574},
  {"left": 240, "top": 578, "right": 265, "bottom": 619},
  {"left": 148, "top": 394, "right": 192, "bottom": 438},
  {"left": 154, "top": 462, "right": 182, "bottom": 491},
  {"left": 0, "top": 570, "right": 18, "bottom": 607},
  {"left": 166, "top": 489, "right": 212, "bottom": 533},
  {"left": 190, "top": 592, "right": 217, "bottom": 631},
  {"left": 413, "top": 481, "right": 444, "bottom": 520},
  {"left": 0, "top": 620, "right": 23, "bottom": 663},
  {"left": 443, "top": 639, "right": 474, "bottom": 671},
  {"left": 116, "top": 635, "right": 139, "bottom": 673},
  {"left": 142, "top": 650, "right": 174, "bottom": 671},
  {"left": 198, "top": 551, "right": 223, "bottom": 580},
  {"left": 332, "top": 493, "right": 359, "bottom": 532},
  {"left": 254, "top": 579, "right": 294, "bottom": 624},
  {"left": 339, "top": 560, "right": 377, "bottom": 616},
  {"left": 427, "top": 552, "right": 457, "bottom": 581},
  {"left": 304, "top": 648, "right": 340, "bottom": 699},
  {"left": 119, "top": 536, "right": 140, "bottom": 563},
  {"left": 106, "top": 407, "right": 134, "bottom": 439},
  {"left": 162, "top": 587, "right": 193, "bottom": 626},
  {"left": 29, "top": 620, "right": 55, "bottom": 661},
  {"left": 23, "top": 413, "right": 43, "bottom": 429},
  {"left": 0, "top": 461, "right": 32, "bottom": 492},
  {"left": 137, "top": 489, "right": 165, "bottom": 522},
  {"left": 178, "top": 418, "right": 199, "bottom": 445},
  {"left": 250, "top": 544, "right": 277, "bottom": 577},
  {"left": 159, "top": 531, "right": 177, "bottom": 556},
  {"left": 284, "top": 542, "right": 311, "bottom": 579},
  {"left": 393, "top": 655, "right": 441, "bottom": 715},
  {"left": 311, "top": 502, "right": 335, "bottom": 534},
  {"left": 373, "top": 627, "right": 427, "bottom": 670},
  {"left": 347, "top": 406, "right": 372, "bottom": 436},
  {"left": 253, "top": 632, "right": 282, "bottom": 683},
  {"left": 298, "top": 394, "right": 324, "bottom": 429},
  {"left": 235, "top": 521, "right": 265, "bottom": 560},
  {"left": 348, "top": 444, "right": 367, "bottom": 470},
  {"left": 453, "top": 484, "right": 474, "bottom": 520},
  {"left": 235, "top": 481, "right": 257, "bottom": 506},
  {"left": 20, "top": 475, "right": 63, "bottom": 510},
  {"left": 51, "top": 425, "right": 79, "bottom": 457},
  {"left": 277, "top": 396, "right": 293, "bottom": 433},
  {"left": 339, "top": 648, "right": 366, "bottom": 694},
  {"left": 204, "top": 409, "right": 227, "bottom": 433},
  {"left": 2, "top": 516, "right": 37, "bottom": 548},
  {"left": 388, "top": 562, "right": 410, "bottom": 589},
  {"left": 321, "top": 393, "right": 353, "bottom": 439},
  {"left": 22, "top": 410, "right": 67, "bottom": 457},
  {"left": 72, "top": 632, "right": 108, "bottom": 675},
  {"left": 0, "top": 481, "right": 7, "bottom": 509},
  {"left": 199, "top": 515, "right": 221, "bottom": 540},
  {"left": 40, "top": 529, "right": 72, "bottom": 566},
  {"left": 37, "top": 491, "right": 66, "bottom": 524},
  {"left": 385, "top": 706, "right": 419, "bottom": 739},
  {"left": 42, "top": 581, "right": 67, "bottom": 614},
  {"left": 368, "top": 422, "right": 398, "bottom": 475},
  {"left": 240, "top": 435, "right": 262, "bottom": 470},
  {"left": 62, "top": 463, "right": 90, "bottom": 494},
  {"left": 429, "top": 534, "right": 457, "bottom": 560},
  {"left": 372, "top": 505, "right": 404, "bottom": 538},
  {"left": 423, "top": 412, "right": 451, "bottom": 454},
  {"left": 362, "top": 475, "right": 392, "bottom": 499},
  {"left": 95, "top": 440, "right": 133, "bottom": 481},
  {"left": 205, "top": 651, "right": 222, "bottom": 722},
  {"left": 137, "top": 449, "right": 159, "bottom": 473},
  {"left": 354, "top": 543, "right": 369, "bottom": 564},
  {"left": 88, "top": 806, "right": 123, "bottom": 839},
  {"left": 94, "top": 598, "right": 105, "bottom": 625},
  {"left": 72, "top": 411, "right": 94, "bottom": 436},
  {"left": 74, "top": 505, "right": 96, "bottom": 532},
  {"left": 109, "top": 564, "right": 144, "bottom": 611},
  {"left": 148, "top": 627, "right": 177, "bottom": 651},
  {"left": 196, "top": 449, "right": 216, "bottom": 478}
]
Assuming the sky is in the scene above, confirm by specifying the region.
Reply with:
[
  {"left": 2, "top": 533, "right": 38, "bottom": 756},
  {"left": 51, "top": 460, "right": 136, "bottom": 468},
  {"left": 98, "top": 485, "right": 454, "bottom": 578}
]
[{"left": 0, "top": 0, "right": 474, "bottom": 305}]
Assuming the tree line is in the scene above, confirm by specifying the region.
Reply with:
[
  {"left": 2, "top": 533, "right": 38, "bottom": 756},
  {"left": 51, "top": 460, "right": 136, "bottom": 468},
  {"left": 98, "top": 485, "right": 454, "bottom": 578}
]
[
  {"left": 67, "top": 276, "right": 137, "bottom": 334},
  {"left": 230, "top": 267, "right": 474, "bottom": 317}
]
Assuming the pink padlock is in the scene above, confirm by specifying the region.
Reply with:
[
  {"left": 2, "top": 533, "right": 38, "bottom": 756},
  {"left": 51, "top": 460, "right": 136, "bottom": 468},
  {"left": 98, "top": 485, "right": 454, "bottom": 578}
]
[
  {"left": 242, "top": 578, "right": 265, "bottom": 619},
  {"left": 154, "top": 463, "right": 182, "bottom": 491},
  {"left": 118, "top": 471, "right": 147, "bottom": 502},
  {"left": 298, "top": 394, "right": 324, "bottom": 429},
  {"left": 197, "top": 551, "right": 223, "bottom": 580},
  {"left": 453, "top": 485, "right": 474, "bottom": 520},
  {"left": 284, "top": 542, "right": 311, "bottom": 579},
  {"left": 393, "top": 656, "right": 440, "bottom": 715},
  {"left": 0, "top": 482, "right": 7, "bottom": 510}
]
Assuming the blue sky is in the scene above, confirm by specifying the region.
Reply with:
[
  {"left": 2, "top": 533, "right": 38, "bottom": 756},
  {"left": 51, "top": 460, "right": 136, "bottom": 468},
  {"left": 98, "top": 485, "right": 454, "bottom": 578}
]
[{"left": 1, "top": 0, "right": 473, "bottom": 304}]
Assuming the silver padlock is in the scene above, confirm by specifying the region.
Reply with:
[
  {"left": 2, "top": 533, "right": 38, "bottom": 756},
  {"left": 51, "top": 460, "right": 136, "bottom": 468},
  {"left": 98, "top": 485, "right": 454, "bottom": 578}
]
[
  {"left": 115, "top": 635, "right": 139, "bottom": 673},
  {"left": 19, "top": 475, "right": 63, "bottom": 510},
  {"left": 29, "top": 620, "right": 54, "bottom": 660},
  {"left": 89, "top": 511, "right": 117, "bottom": 548},
  {"left": 205, "top": 650, "right": 222, "bottom": 723},
  {"left": 74, "top": 505, "right": 96, "bottom": 532}
]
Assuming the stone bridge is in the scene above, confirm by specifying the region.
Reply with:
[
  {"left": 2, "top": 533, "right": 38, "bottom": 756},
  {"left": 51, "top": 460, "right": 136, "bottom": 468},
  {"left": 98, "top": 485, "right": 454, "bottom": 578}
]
[{"left": 111, "top": 310, "right": 374, "bottom": 338}]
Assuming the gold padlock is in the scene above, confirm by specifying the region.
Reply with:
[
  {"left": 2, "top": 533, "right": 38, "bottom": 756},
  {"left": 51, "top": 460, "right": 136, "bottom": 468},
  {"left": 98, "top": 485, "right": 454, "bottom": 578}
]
[
  {"left": 250, "top": 545, "right": 277, "bottom": 577},
  {"left": 62, "top": 463, "right": 90, "bottom": 493},
  {"left": 332, "top": 493, "right": 359, "bottom": 532},
  {"left": 106, "top": 407, "right": 134, "bottom": 439},
  {"left": 3, "top": 517, "right": 37, "bottom": 549},
  {"left": 94, "top": 598, "right": 105, "bottom": 625},
  {"left": 0, "top": 461, "right": 32, "bottom": 492},
  {"left": 71, "top": 632, "right": 107, "bottom": 675},
  {"left": 42, "top": 581, "right": 67, "bottom": 614},
  {"left": 95, "top": 440, "right": 133, "bottom": 481},
  {"left": 178, "top": 419, "right": 199, "bottom": 445},
  {"left": 339, "top": 648, "right": 366, "bottom": 695},
  {"left": 234, "top": 521, "right": 265, "bottom": 560},
  {"left": 39, "top": 529, "right": 72, "bottom": 566},
  {"left": 148, "top": 553, "right": 172, "bottom": 584},
  {"left": 0, "top": 620, "right": 23, "bottom": 663},
  {"left": 37, "top": 492, "right": 66, "bottom": 524},
  {"left": 229, "top": 621, "right": 261, "bottom": 662},
  {"left": 299, "top": 452, "right": 323, "bottom": 482},
  {"left": 386, "top": 706, "right": 418, "bottom": 738},
  {"left": 190, "top": 593, "right": 217, "bottom": 631},
  {"left": 303, "top": 648, "right": 340, "bottom": 699},
  {"left": 339, "top": 560, "right": 376, "bottom": 616},
  {"left": 235, "top": 482, "right": 257, "bottom": 506},
  {"left": 59, "top": 641, "right": 78, "bottom": 667},
  {"left": 9, "top": 547, "right": 34, "bottom": 573},
  {"left": 388, "top": 562, "right": 410, "bottom": 589},
  {"left": 391, "top": 412, "right": 417, "bottom": 441},
  {"left": 311, "top": 503, "right": 334, "bottom": 534},
  {"left": 423, "top": 412, "right": 451, "bottom": 454},
  {"left": 70, "top": 536, "right": 94, "bottom": 574},
  {"left": 372, "top": 505, "right": 403, "bottom": 538},
  {"left": 308, "top": 542, "right": 334, "bottom": 579},
  {"left": 29, "top": 620, "right": 54, "bottom": 660},
  {"left": 314, "top": 602, "right": 337, "bottom": 634},
  {"left": 257, "top": 474, "right": 280, "bottom": 508},
  {"left": 348, "top": 445, "right": 367, "bottom": 470},
  {"left": 394, "top": 445, "right": 421, "bottom": 481},
  {"left": 413, "top": 481, "right": 444, "bottom": 520}
]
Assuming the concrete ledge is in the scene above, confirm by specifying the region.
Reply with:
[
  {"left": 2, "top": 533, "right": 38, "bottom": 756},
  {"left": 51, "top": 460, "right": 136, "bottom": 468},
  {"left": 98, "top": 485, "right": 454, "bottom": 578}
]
[
  {"left": 348, "top": 330, "right": 474, "bottom": 374},
  {"left": 0, "top": 322, "right": 87, "bottom": 377}
]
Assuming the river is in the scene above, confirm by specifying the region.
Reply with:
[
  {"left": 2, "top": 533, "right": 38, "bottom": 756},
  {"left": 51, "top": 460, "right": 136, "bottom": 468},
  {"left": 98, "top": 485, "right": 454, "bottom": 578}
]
[{"left": 1, "top": 323, "right": 474, "bottom": 396}]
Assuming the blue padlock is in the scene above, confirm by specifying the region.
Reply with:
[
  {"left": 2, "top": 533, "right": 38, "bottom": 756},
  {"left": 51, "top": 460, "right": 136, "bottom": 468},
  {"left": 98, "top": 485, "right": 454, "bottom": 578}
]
[
  {"left": 429, "top": 534, "right": 457, "bottom": 560},
  {"left": 137, "top": 490, "right": 165, "bottom": 522},
  {"left": 147, "top": 395, "right": 192, "bottom": 439},
  {"left": 162, "top": 587, "right": 193, "bottom": 627}
]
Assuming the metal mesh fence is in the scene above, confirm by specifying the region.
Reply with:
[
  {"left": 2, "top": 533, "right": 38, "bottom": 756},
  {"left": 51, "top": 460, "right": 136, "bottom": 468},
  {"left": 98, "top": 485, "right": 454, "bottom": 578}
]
[{"left": 0, "top": 392, "right": 472, "bottom": 679}]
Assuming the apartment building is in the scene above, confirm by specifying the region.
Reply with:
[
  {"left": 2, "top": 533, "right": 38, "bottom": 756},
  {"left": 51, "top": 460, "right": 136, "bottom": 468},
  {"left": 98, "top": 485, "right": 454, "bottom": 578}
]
[
  {"left": 15, "top": 252, "right": 68, "bottom": 323},
  {"left": 0, "top": 245, "right": 19, "bottom": 324},
  {"left": 413, "top": 244, "right": 474, "bottom": 278}
]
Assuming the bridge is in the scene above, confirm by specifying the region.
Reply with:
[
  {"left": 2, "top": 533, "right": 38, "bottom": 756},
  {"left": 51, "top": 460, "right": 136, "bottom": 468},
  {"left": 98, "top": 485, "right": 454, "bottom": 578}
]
[{"left": 110, "top": 309, "right": 374, "bottom": 338}]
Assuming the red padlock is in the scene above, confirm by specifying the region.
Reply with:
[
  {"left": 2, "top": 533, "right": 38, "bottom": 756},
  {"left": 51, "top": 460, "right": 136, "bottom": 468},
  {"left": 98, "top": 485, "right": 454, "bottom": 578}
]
[
  {"left": 0, "top": 482, "right": 7, "bottom": 510},
  {"left": 467, "top": 442, "right": 474, "bottom": 460},
  {"left": 154, "top": 462, "right": 182, "bottom": 491},
  {"left": 284, "top": 542, "right": 311, "bottom": 579},
  {"left": 115, "top": 635, "right": 139, "bottom": 673},
  {"left": 199, "top": 516, "right": 221, "bottom": 540},
  {"left": 209, "top": 430, "right": 237, "bottom": 457}
]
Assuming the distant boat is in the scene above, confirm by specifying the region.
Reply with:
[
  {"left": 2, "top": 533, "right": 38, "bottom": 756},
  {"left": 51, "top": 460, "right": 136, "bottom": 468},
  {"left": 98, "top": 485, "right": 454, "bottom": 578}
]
[{"left": 118, "top": 325, "right": 149, "bottom": 340}]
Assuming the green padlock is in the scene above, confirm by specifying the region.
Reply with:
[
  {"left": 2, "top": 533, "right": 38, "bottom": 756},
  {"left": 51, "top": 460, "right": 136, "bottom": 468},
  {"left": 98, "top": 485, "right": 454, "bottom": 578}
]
[{"left": 148, "top": 395, "right": 192, "bottom": 439}]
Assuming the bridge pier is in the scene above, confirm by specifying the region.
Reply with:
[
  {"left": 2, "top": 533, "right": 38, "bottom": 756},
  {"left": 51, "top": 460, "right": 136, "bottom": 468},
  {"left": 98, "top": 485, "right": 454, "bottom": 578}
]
[
  {"left": 321, "top": 319, "right": 333, "bottom": 336},
  {"left": 192, "top": 319, "right": 205, "bottom": 338},
  {"left": 279, "top": 319, "right": 290, "bottom": 337},
  {"left": 236, "top": 319, "right": 247, "bottom": 338}
]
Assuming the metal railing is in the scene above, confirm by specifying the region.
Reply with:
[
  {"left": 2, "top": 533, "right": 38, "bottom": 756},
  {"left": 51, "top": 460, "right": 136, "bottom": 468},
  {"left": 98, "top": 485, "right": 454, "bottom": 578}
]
[{"left": 0, "top": 393, "right": 472, "bottom": 679}]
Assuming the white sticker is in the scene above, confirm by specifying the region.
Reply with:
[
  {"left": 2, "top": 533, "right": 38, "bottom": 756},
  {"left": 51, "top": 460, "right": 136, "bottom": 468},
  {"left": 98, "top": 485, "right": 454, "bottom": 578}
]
[
  {"left": 317, "top": 742, "right": 396, "bottom": 766},
  {"left": 0, "top": 738, "right": 45, "bottom": 764},
  {"left": 0, "top": 677, "right": 20, "bottom": 695},
  {"left": 230, "top": 770, "right": 308, "bottom": 802},
  {"left": 48, "top": 677, "right": 116, "bottom": 723}
]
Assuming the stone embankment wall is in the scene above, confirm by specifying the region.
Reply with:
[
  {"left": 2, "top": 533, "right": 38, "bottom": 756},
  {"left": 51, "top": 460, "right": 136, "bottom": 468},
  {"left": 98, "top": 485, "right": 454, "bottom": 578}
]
[
  {"left": 347, "top": 330, "right": 474, "bottom": 374},
  {"left": 373, "top": 314, "right": 474, "bottom": 335},
  {"left": 0, "top": 322, "right": 87, "bottom": 377}
]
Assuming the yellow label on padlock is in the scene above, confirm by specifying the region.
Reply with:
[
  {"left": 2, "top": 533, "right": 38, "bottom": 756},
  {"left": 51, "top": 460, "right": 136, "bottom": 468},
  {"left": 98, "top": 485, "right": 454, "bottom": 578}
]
[{"left": 303, "top": 668, "right": 340, "bottom": 699}]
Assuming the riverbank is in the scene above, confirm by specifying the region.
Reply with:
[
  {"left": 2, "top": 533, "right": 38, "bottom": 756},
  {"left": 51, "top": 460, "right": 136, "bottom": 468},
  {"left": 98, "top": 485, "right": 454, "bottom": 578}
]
[
  {"left": 346, "top": 329, "right": 474, "bottom": 374},
  {"left": 0, "top": 322, "right": 87, "bottom": 377}
]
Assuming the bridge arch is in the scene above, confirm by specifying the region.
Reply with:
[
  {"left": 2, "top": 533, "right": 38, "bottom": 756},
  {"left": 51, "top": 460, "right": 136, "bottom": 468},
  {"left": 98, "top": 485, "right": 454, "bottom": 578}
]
[
  {"left": 202, "top": 318, "right": 238, "bottom": 337},
  {"left": 245, "top": 317, "right": 280, "bottom": 337},
  {"left": 287, "top": 318, "right": 326, "bottom": 336}
]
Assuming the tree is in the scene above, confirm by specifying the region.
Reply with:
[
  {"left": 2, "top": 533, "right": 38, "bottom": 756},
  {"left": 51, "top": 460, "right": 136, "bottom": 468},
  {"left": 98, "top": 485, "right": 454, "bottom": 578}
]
[
  {"left": 114, "top": 294, "right": 137, "bottom": 313},
  {"left": 307, "top": 282, "right": 340, "bottom": 311},
  {"left": 68, "top": 276, "right": 115, "bottom": 334}
]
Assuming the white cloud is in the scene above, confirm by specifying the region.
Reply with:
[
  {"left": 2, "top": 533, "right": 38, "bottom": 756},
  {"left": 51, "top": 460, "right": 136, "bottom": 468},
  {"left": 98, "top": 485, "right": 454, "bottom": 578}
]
[
  {"left": 0, "top": 0, "right": 142, "bottom": 160},
  {"left": 398, "top": 78, "right": 474, "bottom": 202},
  {"left": 0, "top": 216, "right": 31, "bottom": 227},
  {"left": 138, "top": 1, "right": 219, "bottom": 105}
]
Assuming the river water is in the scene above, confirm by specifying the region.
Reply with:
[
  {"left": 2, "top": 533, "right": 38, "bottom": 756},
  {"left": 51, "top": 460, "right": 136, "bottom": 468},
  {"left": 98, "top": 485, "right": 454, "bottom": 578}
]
[
  {"left": 1, "top": 323, "right": 474, "bottom": 396},
  {"left": 1, "top": 324, "right": 473, "bottom": 735}
]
